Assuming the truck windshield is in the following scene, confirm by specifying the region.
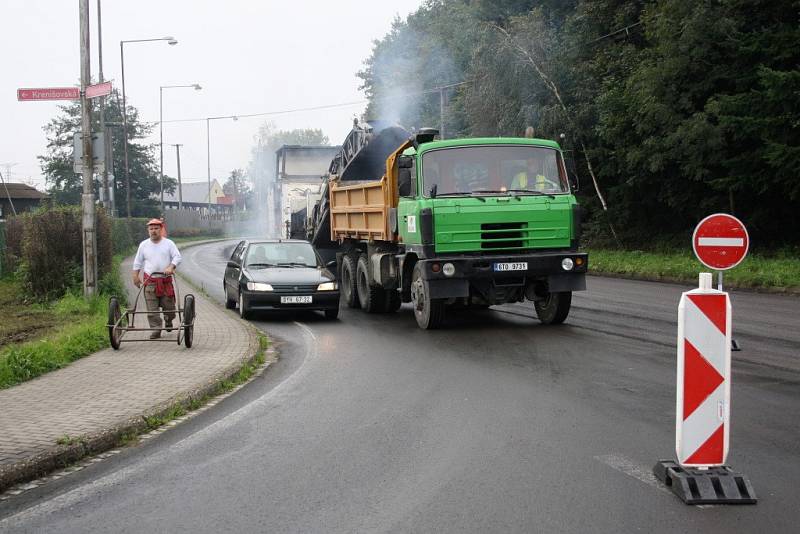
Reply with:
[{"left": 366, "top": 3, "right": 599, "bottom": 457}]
[{"left": 420, "top": 145, "right": 568, "bottom": 197}]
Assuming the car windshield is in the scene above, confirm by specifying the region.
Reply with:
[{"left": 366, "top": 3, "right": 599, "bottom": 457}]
[
  {"left": 245, "top": 242, "right": 318, "bottom": 268},
  {"left": 421, "top": 145, "right": 569, "bottom": 196}
]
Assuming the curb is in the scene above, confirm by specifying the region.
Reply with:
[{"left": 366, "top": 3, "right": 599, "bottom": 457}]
[
  {"left": 0, "top": 238, "right": 272, "bottom": 494},
  {"left": 588, "top": 271, "right": 800, "bottom": 296}
]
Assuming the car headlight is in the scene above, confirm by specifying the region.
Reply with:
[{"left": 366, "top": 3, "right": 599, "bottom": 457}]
[
  {"left": 561, "top": 258, "right": 574, "bottom": 271},
  {"left": 442, "top": 263, "right": 455, "bottom": 277},
  {"left": 317, "top": 281, "right": 337, "bottom": 291},
  {"left": 246, "top": 282, "right": 273, "bottom": 291}
]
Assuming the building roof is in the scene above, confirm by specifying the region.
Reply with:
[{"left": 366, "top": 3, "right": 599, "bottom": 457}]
[
  {"left": 1, "top": 183, "right": 49, "bottom": 200},
  {"left": 162, "top": 180, "right": 222, "bottom": 204}
]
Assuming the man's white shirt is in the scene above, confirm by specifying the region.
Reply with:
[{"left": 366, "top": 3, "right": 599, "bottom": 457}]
[{"left": 132, "top": 238, "right": 182, "bottom": 275}]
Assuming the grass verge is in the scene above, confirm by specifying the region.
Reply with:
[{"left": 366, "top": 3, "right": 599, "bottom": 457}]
[
  {"left": 590, "top": 248, "right": 800, "bottom": 292},
  {"left": 0, "top": 253, "right": 127, "bottom": 390}
]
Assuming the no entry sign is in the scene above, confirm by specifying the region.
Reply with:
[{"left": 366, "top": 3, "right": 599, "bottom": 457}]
[{"left": 692, "top": 214, "right": 749, "bottom": 270}]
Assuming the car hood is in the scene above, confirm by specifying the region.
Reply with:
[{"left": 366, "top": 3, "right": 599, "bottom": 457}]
[{"left": 243, "top": 267, "right": 335, "bottom": 285}]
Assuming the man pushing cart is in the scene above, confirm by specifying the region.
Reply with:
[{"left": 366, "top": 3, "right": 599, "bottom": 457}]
[{"left": 107, "top": 219, "right": 195, "bottom": 349}]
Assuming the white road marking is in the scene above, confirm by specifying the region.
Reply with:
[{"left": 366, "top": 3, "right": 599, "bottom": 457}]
[{"left": 594, "top": 453, "right": 671, "bottom": 495}]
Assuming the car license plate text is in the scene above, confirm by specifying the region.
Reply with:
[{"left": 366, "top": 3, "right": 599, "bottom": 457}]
[
  {"left": 493, "top": 262, "right": 528, "bottom": 272},
  {"left": 281, "top": 296, "right": 312, "bottom": 304}
]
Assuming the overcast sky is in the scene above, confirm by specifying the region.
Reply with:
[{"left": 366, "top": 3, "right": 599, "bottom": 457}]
[{"left": 1, "top": 0, "right": 423, "bottom": 190}]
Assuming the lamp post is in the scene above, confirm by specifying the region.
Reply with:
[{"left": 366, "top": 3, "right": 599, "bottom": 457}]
[
  {"left": 120, "top": 36, "right": 177, "bottom": 217},
  {"left": 205, "top": 114, "right": 238, "bottom": 216},
  {"left": 160, "top": 83, "right": 201, "bottom": 213}
]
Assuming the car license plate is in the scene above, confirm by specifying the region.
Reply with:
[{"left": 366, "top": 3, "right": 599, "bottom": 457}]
[
  {"left": 280, "top": 296, "right": 312, "bottom": 304},
  {"left": 493, "top": 262, "right": 528, "bottom": 272}
]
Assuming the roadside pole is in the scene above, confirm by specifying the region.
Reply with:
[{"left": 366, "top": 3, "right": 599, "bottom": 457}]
[
  {"left": 96, "top": 0, "right": 110, "bottom": 212},
  {"left": 172, "top": 143, "right": 184, "bottom": 209},
  {"left": 79, "top": 0, "right": 98, "bottom": 296}
]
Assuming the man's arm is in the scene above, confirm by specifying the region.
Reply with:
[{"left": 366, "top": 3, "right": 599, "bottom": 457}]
[
  {"left": 132, "top": 243, "right": 144, "bottom": 287},
  {"left": 165, "top": 241, "right": 182, "bottom": 275}
]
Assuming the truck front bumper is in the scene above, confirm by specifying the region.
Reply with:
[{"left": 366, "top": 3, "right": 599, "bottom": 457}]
[{"left": 417, "top": 251, "right": 588, "bottom": 299}]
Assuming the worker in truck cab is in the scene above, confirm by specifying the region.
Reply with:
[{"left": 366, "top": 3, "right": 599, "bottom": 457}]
[{"left": 511, "top": 157, "right": 550, "bottom": 191}]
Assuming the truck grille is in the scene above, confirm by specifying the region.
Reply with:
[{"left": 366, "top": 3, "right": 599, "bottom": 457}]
[{"left": 481, "top": 222, "right": 525, "bottom": 249}]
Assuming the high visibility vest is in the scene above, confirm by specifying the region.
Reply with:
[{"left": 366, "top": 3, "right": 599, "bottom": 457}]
[{"left": 513, "top": 172, "right": 547, "bottom": 189}]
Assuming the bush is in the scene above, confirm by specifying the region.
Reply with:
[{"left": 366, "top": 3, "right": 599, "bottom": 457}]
[
  {"left": 111, "top": 217, "right": 150, "bottom": 255},
  {"left": 10, "top": 206, "right": 115, "bottom": 299}
]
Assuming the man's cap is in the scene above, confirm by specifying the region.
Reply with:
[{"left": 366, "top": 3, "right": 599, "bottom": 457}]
[{"left": 147, "top": 218, "right": 163, "bottom": 227}]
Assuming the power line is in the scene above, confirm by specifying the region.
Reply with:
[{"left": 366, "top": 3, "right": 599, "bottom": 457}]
[{"left": 157, "top": 82, "right": 471, "bottom": 125}]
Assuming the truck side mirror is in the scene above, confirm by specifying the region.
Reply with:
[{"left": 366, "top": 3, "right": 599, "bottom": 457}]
[
  {"left": 398, "top": 168, "right": 412, "bottom": 197},
  {"left": 398, "top": 156, "right": 413, "bottom": 168},
  {"left": 569, "top": 174, "right": 579, "bottom": 192}
]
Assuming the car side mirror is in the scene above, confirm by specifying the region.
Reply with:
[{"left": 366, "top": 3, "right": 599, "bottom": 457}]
[
  {"left": 326, "top": 260, "right": 337, "bottom": 270},
  {"left": 227, "top": 261, "right": 239, "bottom": 269},
  {"left": 398, "top": 168, "right": 412, "bottom": 197}
]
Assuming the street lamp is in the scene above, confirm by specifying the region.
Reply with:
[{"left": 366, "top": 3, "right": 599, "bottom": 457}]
[
  {"left": 120, "top": 36, "right": 177, "bottom": 217},
  {"left": 160, "top": 83, "right": 201, "bottom": 213},
  {"left": 206, "top": 115, "right": 238, "bottom": 216}
]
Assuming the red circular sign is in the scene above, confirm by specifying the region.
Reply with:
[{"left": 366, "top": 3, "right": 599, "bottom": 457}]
[{"left": 692, "top": 213, "right": 749, "bottom": 270}]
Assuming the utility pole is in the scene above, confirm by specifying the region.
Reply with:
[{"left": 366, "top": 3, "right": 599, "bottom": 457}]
[
  {"left": 171, "top": 143, "right": 183, "bottom": 209},
  {"left": 96, "top": 0, "right": 111, "bottom": 213},
  {"left": 79, "top": 0, "right": 98, "bottom": 296},
  {"left": 439, "top": 87, "right": 446, "bottom": 140}
]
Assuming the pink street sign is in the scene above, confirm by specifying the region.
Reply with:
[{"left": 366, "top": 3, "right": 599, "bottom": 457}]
[
  {"left": 86, "top": 81, "right": 112, "bottom": 99},
  {"left": 17, "top": 87, "right": 79, "bottom": 101}
]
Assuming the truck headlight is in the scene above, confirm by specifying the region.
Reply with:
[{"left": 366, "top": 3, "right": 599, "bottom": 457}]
[
  {"left": 317, "top": 281, "right": 337, "bottom": 291},
  {"left": 442, "top": 263, "right": 455, "bottom": 277},
  {"left": 247, "top": 282, "right": 273, "bottom": 291},
  {"left": 561, "top": 258, "right": 574, "bottom": 271}
]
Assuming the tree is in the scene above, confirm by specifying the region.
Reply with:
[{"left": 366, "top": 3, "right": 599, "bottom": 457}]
[
  {"left": 223, "top": 168, "right": 251, "bottom": 210},
  {"left": 38, "top": 88, "right": 173, "bottom": 217}
]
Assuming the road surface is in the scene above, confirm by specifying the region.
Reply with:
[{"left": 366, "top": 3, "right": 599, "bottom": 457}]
[{"left": 2, "top": 239, "right": 798, "bottom": 533}]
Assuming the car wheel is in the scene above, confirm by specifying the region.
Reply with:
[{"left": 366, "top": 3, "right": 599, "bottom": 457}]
[
  {"left": 224, "top": 283, "right": 236, "bottom": 309},
  {"left": 324, "top": 307, "right": 339, "bottom": 320},
  {"left": 239, "top": 291, "right": 251, "bottom": 320}
]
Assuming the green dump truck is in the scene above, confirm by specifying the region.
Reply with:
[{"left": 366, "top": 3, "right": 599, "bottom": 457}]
[{"left": 311, "top": 122, "right": 587, "bottom": 329}]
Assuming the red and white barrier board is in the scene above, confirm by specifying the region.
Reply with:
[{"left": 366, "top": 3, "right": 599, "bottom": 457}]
[{"left": 676, "top": 274, "right": 731, "bottom": 467}]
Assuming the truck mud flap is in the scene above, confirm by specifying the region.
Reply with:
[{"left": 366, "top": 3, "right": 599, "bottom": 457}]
[
  {"left": 427, "top": 278, "right": 469, "bottom": 299},
  {"left": 547, "top": 273, "right": 586, "bottom": 292}
]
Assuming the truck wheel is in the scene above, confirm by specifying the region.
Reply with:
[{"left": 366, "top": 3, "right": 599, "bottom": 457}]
[
  {"left": 384, "top": 289, "right": 401, "bottom": 313},
  {"left": 534, "top": 291, "right": 572, "bottom": 325},
  {"left": 411, "top": 263, "right": 445, "bottom": 329},
  {"left": 341, "top": 254, "right": 360, "bottom": 309},
  {"left": 356, "top": 254, "right": 385, "bottom": 312}
]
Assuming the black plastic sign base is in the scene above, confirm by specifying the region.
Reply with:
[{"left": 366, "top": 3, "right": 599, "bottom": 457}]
[{"left": 653, "top": 460, "right": 757, "bottom": 504}]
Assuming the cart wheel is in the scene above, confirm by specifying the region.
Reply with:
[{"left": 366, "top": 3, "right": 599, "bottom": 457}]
[
  {"left": 108, "top": 297, "right": 122, "bottom": 350},
  {"left": 183, "top": 294, "right": 195, "bottom": 348}
]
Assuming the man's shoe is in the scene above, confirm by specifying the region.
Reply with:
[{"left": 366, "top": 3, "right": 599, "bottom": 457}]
[
  {"left": 165, "top": 320, "right": 173, "bottom": 332},
  {"left": 149, "top": 331, "right": 162, "bottom": 339}
]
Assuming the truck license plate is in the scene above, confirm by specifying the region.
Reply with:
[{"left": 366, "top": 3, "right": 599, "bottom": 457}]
[
  {"left": 281, "top": 296, "right": 312, "bottom": 304},
  {"left": 493, "top": 262, "right": 528, "bottom": 272}
]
